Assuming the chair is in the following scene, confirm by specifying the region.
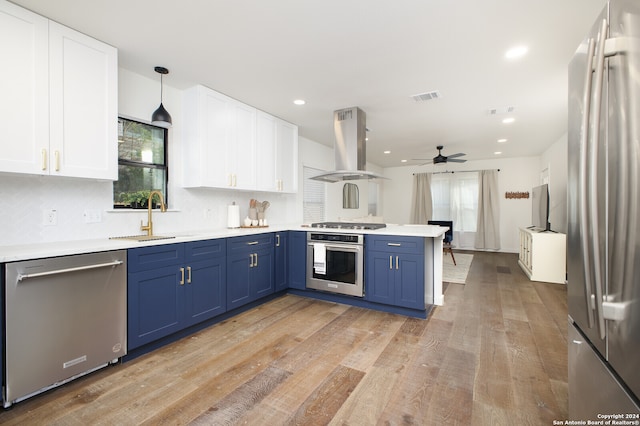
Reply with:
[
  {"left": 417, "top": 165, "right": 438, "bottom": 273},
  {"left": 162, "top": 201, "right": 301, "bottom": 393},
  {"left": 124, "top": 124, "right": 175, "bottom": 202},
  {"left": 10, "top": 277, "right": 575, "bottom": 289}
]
[{"left": 428, "top": 220, "right": 456, "bottom": 265}]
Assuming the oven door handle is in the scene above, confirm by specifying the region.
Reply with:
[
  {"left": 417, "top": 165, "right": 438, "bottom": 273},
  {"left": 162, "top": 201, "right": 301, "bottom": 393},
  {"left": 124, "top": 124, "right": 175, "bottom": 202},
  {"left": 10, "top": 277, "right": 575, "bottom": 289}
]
[{"left": 307, "top": 243, "right": 361, "bottom": 251}]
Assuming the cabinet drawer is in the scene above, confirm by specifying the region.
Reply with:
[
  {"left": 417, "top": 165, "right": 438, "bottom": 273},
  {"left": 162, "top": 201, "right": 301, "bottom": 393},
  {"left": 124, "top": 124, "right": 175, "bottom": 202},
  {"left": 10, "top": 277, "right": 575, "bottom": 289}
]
[
  {"left": 227, "top": 233, "right": 274, "bottom": 253},
  {"left": 128, "top": 243, "right": 184, "bottom": 273},
  {"left": 365, "top": 235, "right": 424, "bottom": 255},
  {"left": 185, "top": 239, "right": 226, "bottom": 260}
]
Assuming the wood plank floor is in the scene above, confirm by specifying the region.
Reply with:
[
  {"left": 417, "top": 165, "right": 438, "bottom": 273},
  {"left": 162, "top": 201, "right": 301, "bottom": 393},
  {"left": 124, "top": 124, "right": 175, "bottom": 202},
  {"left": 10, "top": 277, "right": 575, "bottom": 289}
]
[{"left": 0, "top": 251, "right": 567, "bottom": 425}]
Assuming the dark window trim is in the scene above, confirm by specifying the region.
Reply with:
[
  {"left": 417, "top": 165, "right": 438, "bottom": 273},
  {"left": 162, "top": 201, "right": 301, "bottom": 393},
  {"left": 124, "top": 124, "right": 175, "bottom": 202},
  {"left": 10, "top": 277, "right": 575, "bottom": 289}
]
[{"left": 115, "top": 117, "right": 169, "bottom": 207}]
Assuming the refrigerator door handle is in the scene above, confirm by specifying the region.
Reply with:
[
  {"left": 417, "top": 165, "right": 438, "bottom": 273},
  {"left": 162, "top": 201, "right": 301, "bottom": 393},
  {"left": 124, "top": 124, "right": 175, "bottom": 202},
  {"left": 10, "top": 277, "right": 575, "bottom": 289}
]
[
  {"left": 589, "top": 18, "right": 609, "bottom": 340},
  {"left": 580, "top": 37, "right": 597, "bottom": 329}
]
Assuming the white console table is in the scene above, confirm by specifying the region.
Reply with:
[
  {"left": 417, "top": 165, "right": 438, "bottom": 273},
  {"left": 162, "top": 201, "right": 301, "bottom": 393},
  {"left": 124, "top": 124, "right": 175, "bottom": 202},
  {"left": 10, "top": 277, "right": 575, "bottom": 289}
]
[{"left": 518, "top": 228, "right": 566, "bottom": 284}]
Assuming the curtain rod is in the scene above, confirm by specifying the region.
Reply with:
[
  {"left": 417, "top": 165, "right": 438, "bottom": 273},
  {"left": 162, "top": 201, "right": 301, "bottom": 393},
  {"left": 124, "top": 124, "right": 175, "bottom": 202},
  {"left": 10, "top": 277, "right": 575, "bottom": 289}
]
[{"left": 413, "top": 168, "right": 500, "bottom": 175}]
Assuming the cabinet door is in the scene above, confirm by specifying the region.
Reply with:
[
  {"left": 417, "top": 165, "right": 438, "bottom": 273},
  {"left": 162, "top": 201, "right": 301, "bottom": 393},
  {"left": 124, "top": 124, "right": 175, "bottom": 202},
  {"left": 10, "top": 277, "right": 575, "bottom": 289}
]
[
  {"left": 185, "top": 257, "right": 226, "bottom": 327},
  {"left": 0, "top": 2, "right": 48, "bottom": 175},
  {"left": 128, "top": 265, "right": 184, "bottom": 350},
  {"left": 395, "top": 253, "right": 425, "bottom": 310},
  {"left": 275, "top": 232, "right": 288, "bottom": 292},
  {"left": 365, "top": 252, "right": 395, "bottom": 305},
  {"left": 275, "top": 119, "right": 298, "bottom": 193},
  {"left": 229, "top": 101, "right": 256, "bottom": 190},
  {"left": 226, "top": 252, "right": 252, "bottom": 310},
  {"left": 288, "top": 231, "right": 307, "bottom": 290},
  {"left": 49, "top": 21, "right": 118, "bottom": 180},
  {"left": 253, "top": 247, "right": 274, "bottom": 300},
  {"left": 183, "top": 86, "right": 232, "bottom": 187},
  {"left": 256, "top": 111, "right": 277, "bottom": 192}
]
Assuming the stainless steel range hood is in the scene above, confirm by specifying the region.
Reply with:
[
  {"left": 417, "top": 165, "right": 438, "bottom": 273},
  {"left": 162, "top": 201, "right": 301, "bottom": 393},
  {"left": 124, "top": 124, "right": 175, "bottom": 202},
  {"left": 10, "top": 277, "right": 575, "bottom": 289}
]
[{"left": 311, "top": 107, "right": 385, "bottom": 182}]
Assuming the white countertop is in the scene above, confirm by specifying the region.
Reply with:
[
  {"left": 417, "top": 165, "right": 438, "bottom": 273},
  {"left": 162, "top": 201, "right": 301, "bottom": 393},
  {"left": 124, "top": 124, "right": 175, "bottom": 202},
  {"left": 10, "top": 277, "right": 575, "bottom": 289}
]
[{"left": 0, "top": 224, "right": 446, "bottom": 263}]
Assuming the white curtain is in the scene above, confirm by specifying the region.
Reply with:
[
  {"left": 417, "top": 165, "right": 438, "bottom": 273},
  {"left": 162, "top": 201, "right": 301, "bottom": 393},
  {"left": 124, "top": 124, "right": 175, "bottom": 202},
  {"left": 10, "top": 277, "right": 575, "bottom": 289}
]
[
  {"left": 475, "top": 170, "right": 501, "bottom": 250},
  {"left": 431, "top": 172, "right": 479, "bottom": 248},
  {"left": 410, "top": 173, "right": 432, "bottom": 224}
]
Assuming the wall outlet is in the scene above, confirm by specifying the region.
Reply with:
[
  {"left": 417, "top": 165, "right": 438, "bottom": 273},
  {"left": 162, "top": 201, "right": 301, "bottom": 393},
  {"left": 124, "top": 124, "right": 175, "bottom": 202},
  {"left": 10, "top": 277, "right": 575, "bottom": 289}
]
[
  {"left": 83, "top": 209, "right": 102, "bottom": 223},
  {"left": 43, "top": 209, "right": 58, "bottom": 226}
]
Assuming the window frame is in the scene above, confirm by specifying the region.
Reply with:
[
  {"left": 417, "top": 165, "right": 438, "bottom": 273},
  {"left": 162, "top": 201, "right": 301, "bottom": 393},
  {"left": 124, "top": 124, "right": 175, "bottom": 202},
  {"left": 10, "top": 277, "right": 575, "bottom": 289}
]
[{"left": 113, "top": 117, "right": 169, "bottom": 208}]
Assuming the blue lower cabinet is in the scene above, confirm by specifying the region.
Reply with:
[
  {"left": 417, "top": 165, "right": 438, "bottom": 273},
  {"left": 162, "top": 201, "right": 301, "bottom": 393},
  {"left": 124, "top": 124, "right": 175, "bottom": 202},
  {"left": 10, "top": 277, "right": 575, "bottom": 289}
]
[
  {"left": 226, "top": 234, "right": 275, "bottom": 311},
  {"left": 274, "top": 232, "right": 288, "bottom": 292},
  {"left": 288, "top": 231, "right": 307, "bottom": 290},
  {"left": 128, "top": 239, "right": 226, "bottom": 350},
  {"left": 365, "top": 235, "right": 425, "bottom": 310}
]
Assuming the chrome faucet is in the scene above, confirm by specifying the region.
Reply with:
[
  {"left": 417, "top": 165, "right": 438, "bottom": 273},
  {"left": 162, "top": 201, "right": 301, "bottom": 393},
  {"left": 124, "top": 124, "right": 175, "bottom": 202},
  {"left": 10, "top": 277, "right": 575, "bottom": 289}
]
[{"left": 140, "top": 190, "right": 167, "bottom": 236}]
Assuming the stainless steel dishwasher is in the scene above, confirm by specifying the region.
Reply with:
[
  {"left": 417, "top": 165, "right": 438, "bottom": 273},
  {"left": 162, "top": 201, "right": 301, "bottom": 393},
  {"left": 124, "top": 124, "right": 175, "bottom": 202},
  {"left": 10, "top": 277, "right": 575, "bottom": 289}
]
[{"left": 3, "top": 250, "right": 127, "bottom": 407}]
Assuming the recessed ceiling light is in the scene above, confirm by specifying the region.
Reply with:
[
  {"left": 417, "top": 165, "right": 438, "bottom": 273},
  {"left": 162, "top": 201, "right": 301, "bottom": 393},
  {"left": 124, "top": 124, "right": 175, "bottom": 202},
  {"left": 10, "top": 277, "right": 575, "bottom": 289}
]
[
  {"left": 502, "top": 117, "right": 515, "bottom": 124},
  {"left": 293, "top": 99, "right": 306, "bottom": 105},
  {"left": 505, "top": 45, "right": 528, "bottom": 60},
  {"left": 401, "top": 159, "right": 408, "bottom": 163},
  {"left": 494, "top": 151, "right": 502, "bottom": 155},
  {"left": 498, "top": 138, "right": 507, "bottom": 143},
  {"left": 383, "top": 150, "right": 391, "bottom": 154}
]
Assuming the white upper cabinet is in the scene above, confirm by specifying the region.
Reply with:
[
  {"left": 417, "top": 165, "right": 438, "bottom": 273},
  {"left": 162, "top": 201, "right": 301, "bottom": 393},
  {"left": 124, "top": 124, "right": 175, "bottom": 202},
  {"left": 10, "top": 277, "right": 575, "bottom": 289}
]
[
  {"left": 275, "top": 119, "right": 298, "bottom": 193},
  {"left": 183, "top": 85, "right": 297, "bottom": 193},
  {"left": 0, "top": 1, "right": 118, "bottom": 180},
  {"left": 255, "top": 112, "right": 277, "bottom": 192},
  {"left": 183, "top": 85, "right": 256, "bottom": 189},
  {"left": 256, "top": 111, "right": 298, "bottom": 193},
  {"left": 0, "top": 1, "right": 49, "bottom": 175},
  {"left": 48, "top": 22, "right": 118, "bottom": 180}
]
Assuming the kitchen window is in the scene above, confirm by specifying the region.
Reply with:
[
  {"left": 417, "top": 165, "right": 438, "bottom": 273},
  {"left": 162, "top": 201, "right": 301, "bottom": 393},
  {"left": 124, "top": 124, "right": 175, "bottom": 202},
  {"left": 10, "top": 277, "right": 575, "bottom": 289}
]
[
  {"left": 303, "top": 166, "right": 325, "bottom": 223},
  {"left": 113, "top": 118, "right": 168, "bottom": 208},
  {"left": 431, "top": 171, "right": 478, "bottom": 248}
]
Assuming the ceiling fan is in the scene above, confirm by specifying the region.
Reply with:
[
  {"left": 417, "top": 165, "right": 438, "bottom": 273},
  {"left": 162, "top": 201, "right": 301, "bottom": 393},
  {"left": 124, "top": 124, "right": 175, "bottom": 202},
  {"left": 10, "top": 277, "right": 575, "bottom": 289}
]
[{"left": 413, "top": 145, "right": 467, "bottom": 165}]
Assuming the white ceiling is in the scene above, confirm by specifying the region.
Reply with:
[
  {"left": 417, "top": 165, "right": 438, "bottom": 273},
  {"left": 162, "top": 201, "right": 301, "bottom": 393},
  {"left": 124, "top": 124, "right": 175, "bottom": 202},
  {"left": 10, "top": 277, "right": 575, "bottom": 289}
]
[{"left": 11, "top": 0, "right": 606, "bottom": 168}]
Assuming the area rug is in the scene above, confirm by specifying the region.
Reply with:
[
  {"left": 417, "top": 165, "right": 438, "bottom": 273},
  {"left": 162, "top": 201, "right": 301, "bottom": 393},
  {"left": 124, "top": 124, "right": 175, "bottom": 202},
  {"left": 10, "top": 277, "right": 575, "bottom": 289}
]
[{"left": 443, "top": 253, "right": 473, "bottom": 284}]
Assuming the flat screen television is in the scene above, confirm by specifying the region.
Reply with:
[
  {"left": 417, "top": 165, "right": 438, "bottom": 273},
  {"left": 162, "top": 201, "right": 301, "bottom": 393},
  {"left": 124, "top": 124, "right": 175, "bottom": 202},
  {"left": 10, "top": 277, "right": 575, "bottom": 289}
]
[{"left": 531, "top": 184, "right": 550, "bottom": 231}]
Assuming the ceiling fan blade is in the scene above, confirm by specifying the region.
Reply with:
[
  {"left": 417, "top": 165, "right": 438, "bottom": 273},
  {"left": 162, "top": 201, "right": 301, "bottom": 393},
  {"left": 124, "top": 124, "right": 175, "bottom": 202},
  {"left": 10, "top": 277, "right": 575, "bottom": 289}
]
[
  {"left": 448, "top": 158, "right": 467, "bottom": 163},
  {"left": 447, "top": 152, "right": 466, "bottom": 159}
]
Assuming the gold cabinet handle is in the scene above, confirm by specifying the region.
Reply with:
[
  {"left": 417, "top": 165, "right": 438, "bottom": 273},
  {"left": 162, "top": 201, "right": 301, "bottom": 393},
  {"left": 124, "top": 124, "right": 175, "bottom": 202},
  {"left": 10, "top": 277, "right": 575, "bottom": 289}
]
[
  {"left": 41, "top": 149, "right": 47, "bottom": 171},
  {"left": 389, "top": 255, "right": 393, "bottom": 270},
  {"left": 187, "top": 266, "right": 192, "bottom": 284},
  {"left": 179, "top": 267, "right": 185, "bottom": 285},
  {"left": 54, "top": 150, "right": 60, "bottom": 171}
]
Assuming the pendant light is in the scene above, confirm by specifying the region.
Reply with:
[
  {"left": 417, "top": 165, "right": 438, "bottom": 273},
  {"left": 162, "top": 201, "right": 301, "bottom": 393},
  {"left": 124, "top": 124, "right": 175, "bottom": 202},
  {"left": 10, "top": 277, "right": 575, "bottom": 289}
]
[{"left": 151, "top": 66, "right": 172, "bottom": 127}]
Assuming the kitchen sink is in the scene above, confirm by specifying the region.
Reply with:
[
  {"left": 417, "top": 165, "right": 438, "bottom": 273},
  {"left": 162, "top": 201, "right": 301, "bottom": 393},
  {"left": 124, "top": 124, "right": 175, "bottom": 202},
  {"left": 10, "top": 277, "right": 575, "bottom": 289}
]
[{"left": 109, "top": 235, "right": 176, "bottom": 242}]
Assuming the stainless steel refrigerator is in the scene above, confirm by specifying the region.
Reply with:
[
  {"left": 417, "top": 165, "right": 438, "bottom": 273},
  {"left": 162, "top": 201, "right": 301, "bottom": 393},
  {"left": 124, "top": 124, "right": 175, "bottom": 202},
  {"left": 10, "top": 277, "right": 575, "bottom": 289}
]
[{"left": 568, "top": 0, "right": 640, "bottom": 418}]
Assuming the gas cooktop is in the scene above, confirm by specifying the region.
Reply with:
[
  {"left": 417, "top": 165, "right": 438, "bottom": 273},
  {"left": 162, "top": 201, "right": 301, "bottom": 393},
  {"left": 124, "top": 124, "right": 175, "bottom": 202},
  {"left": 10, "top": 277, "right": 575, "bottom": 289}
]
[{"left": 310, "top": 222, "right": 386, "bottom": 230}]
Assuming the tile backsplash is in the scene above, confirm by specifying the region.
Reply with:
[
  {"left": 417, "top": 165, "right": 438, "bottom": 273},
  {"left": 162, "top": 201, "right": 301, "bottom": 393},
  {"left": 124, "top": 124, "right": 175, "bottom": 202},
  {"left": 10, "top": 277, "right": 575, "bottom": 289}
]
[{"left": 0, "top": 174, "right": 297, "bottom": 246}]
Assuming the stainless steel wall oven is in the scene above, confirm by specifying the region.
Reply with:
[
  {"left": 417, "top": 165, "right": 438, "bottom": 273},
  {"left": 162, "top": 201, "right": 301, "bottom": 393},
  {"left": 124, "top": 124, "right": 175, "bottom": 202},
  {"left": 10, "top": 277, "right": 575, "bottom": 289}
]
[{"left": 306, "top": 232, "right": 364, "bottom": 297}]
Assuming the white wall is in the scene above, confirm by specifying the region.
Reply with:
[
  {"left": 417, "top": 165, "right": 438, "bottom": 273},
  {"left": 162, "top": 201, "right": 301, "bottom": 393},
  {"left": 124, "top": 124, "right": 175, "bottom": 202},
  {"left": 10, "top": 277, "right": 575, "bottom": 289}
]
[
  {"left": 0, "top": 68, "right": 298, "bottom": 246},
  {"left": 381, "top": 157, "right": 541, "bottom": 253}
]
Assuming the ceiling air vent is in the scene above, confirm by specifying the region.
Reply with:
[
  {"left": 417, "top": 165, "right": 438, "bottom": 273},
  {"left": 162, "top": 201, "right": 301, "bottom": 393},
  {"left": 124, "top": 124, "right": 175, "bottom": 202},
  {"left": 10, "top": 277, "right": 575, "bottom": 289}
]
[
  {"left": 411, "top": 91, "right": 442, "bottom": 102},
  {"left": 488, "top": 106, "right": 515, "bottom": 115}
]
